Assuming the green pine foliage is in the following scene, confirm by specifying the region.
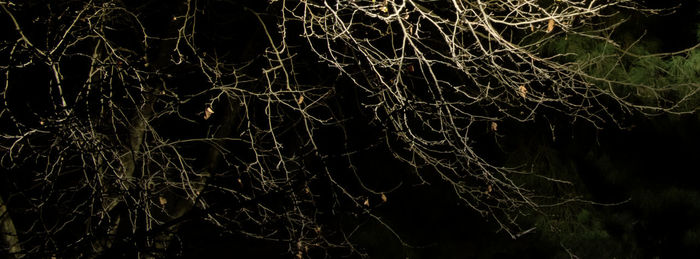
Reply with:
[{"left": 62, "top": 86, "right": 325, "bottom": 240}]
[{"left": 546, "top": 30, "right": 700, "bottom": 112}]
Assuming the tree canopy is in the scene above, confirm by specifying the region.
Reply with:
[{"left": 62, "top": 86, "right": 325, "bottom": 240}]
[{"left": 1, "top": 0, "right": 698, "bottom": 258}]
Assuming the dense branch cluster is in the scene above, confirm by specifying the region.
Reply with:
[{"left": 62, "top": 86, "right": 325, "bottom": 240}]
[
  {"left": 291, "top": 0, "right": 697, "bottom": 235},
  {"left": 0, "top": 0, "right": 697, "bottom": 258}
]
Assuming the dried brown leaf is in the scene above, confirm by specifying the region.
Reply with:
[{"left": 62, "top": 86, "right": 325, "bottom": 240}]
[
  {"left": 546, "top": 19, "right": 555, "bottom": 33},
  {"left": 204, "top": 107, "right": 214, "bottom": 120},
  {"left": 518, "top": 85, "right": 527, "bottom": 98}
]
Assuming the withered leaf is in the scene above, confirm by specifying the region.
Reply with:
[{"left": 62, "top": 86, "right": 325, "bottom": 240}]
[
  {"left": 546, "top": 19, "right": 555, "bottom": 33},
  {"left": 518, "top": 85, "right": 528, "bottom": 98},
  {"left": 204, "top": 107, "right": 214, "bottom": 120}
]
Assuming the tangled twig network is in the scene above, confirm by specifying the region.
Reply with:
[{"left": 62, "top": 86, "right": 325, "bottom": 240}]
[{"left": 0, "top": 0, "right": 697, "bottom": 258}]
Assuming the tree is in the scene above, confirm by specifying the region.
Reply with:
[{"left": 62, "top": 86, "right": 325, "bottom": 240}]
[{"left": 1, "top": 0, "right": 697, "bottom": 258}]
